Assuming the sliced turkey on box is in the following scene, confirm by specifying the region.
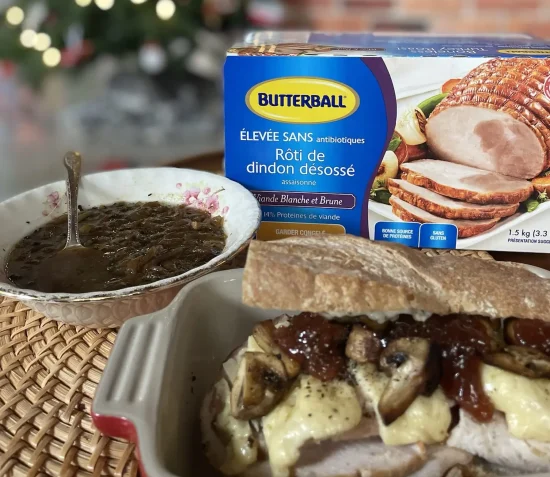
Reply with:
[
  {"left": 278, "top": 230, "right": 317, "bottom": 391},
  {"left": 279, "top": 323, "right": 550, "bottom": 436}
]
[
  {"left": 390, "top": 196, "right": 500, "bottom": 238},
  {"left": 400, "top": 160, "right": 533, "bottom": 205},
  {"left": 388, "top": 179, "right": 519, "bottom": 220},
  {"left": 426, "top": 58, "right": 550, "bottom": 180}
]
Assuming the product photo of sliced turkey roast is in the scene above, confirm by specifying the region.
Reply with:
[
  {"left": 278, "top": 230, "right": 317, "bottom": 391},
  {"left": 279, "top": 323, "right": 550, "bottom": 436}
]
[
  {"left": 388, "top": 179, "right": 520, "bottom": 220},
  {"left": 426, "top": 58, "right": 550, "bottom": 180},
  {"left": 390, "top": 196, "right": 501, "bottom": 238},
  {"left": 387, "top": 160, "right": 535, "bottom": 238},
  {"left": 399, "top": 160, "right": 533, "bottom": 205}
]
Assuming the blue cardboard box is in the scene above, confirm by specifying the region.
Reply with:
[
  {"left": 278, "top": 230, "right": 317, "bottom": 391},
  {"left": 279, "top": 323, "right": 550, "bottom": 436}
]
[{"left": 224, "top": 32, "right": 550, "bottom": 252}]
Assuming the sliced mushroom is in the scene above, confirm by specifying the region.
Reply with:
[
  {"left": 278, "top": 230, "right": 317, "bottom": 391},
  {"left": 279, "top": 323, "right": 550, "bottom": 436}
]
[
  {"left": 230, "top": 352, "right": 288, "bottom": 420},
  {"left": 345, "top": 325, "right": 382, "bottom": 363},
  {"left": 252, "top": 321, "right": 301, "bottom": 378},
  {"left": 378, "top": 338, "right": 441, "bottom": 426},
  {"left": 503, "top": 318, "right": 525, "bottom": 346},
  {"left": 483, "top": 345, "right": 550, "bottom": 379}
]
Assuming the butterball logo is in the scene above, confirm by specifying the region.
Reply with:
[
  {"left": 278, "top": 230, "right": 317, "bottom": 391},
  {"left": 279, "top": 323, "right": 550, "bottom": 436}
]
[{"left": 246, "top": 77, "right": 360, "bottom": 124}]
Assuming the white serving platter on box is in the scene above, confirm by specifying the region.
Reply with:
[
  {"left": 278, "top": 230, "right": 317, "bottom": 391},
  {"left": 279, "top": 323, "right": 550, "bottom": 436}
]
[
  {"left": 368, "top": 73, "right": 550, "bottom": 253},
  {"left": 369, "top": 200, "right": 550, "bottom": 251}
]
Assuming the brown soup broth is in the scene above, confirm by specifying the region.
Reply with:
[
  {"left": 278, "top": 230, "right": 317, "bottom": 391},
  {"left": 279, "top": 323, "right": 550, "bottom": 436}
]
[{"left": 5, "top": 201, "right": 226, "bottom": 293}]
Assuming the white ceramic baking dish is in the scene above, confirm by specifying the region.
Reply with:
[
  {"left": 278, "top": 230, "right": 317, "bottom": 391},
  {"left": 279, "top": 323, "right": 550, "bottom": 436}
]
[{"left": 92, "top": 265, "right": 550, "bottom": 477}]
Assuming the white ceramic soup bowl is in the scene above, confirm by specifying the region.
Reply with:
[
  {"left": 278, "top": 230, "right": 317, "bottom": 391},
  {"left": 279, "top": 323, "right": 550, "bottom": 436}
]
[{"left": 0, "top": 168, "right": 260, "bottom": 328}]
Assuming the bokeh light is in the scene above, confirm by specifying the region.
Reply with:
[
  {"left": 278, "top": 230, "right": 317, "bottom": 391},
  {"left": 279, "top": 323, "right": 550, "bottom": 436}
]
[
  {"left": 43, "top": 47, "right": 62, "bottom": 67},
  {"left": 95, "top": 0, "right": 115, "bottom": 10},
  {"left": 6, "top": 6, "right": 25, "bottom": 25},
  {"left": 156, "top": 0, "right": 175, "bottom": 20},
  {"left": 20, "top": 30, "right": 37, "bottom": 48},
  {"left": 34, "top": 33, "right": 52, "bottom": 52}
]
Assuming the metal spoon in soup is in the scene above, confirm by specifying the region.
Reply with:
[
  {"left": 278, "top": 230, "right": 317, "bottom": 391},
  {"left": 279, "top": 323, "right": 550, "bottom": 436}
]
[{"left": 34, "top": 152, "right": 112, "bottom": 293}]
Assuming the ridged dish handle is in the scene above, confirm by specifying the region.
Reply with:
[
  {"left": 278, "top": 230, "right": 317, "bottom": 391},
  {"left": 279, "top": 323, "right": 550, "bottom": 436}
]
[{"left": 92, "top": 310, "right": 173, "bottom": 443}]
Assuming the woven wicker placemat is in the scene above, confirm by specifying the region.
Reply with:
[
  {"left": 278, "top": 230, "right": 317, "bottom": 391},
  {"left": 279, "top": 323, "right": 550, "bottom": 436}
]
[
  {"left": 0, "top": 246, "right": 493, "bottom": 476},
  {"left": 0, "top": 297, "right": 138, "bottom": 477}
]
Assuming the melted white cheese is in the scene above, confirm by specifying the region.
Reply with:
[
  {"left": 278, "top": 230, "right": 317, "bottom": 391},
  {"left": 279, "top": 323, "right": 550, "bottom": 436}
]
[
  {"left": 213, "top": 333, "right": 550, "bottom": 475},
  {"left": 262, "top": 376, "right": 362, "bottom": 477},
  {"left": 353, "top": 363, "right": 451, "bottom": 446},
  {"left": 213, "top": 380, "right": 258, "bottom": 475},
  {"left": 482, "top": 364, "right": 550, "bottom": 442}
]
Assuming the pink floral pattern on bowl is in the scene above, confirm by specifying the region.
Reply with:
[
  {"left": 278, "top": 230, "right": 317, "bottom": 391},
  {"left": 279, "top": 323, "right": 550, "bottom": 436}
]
[
  {"left": 42, "top": 185, "right": 230, "bottom": 219},
  {"left": 176, "top": 184, "right": 229, "bottom": 216},
  {"left": 42, "top": 191, "right": 66, "bottom": 216}
]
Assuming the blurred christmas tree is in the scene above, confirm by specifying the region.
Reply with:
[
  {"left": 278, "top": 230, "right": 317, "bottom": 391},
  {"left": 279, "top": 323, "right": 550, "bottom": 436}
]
[
  {"left": 0, "top": 0, "right": 290, "bottom": 157},
  {"left": 0, "top": 0, "right": 247, "bottom": 89}
]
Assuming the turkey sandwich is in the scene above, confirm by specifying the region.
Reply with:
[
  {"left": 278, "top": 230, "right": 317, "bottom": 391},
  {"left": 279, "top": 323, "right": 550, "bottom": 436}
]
[{"left": 200, "top": 236, "right": 550, "bottom": 477}]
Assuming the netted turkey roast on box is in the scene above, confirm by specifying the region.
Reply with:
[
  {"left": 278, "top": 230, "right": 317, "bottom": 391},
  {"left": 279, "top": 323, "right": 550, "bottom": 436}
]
[{"left": 427, "top": 58, "right": 550, "bottom": 180}]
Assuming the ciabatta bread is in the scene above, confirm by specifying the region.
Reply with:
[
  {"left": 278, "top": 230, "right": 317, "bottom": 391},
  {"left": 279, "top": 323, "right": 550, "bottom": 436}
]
[{"left": 242, "top": 236, "right": 550, "bottom": 322}]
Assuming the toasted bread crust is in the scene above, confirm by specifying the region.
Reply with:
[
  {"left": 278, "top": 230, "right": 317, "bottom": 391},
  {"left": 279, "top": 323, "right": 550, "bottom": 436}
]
[
  {"left": 401, "top": 170, "right": 533, "bottom": 205},
  {"left": 389, "top": 198, "right": 500, "bottom": 238},
  {"left": 242, "top": 236, "right": 550, "bottom": 322}
]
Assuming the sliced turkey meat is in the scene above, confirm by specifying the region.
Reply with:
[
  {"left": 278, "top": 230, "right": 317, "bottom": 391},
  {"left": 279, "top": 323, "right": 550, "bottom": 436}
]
[
  {"left": 428, "top": 58, "right": 550, "bottom": 179},
  {"left": 388, "top": 179, "right": 519, "bottom": 220},
  {"left": 406, "top": 446, "right": 473, "bottom": 477},
  {"left": 400, "top": 160, "right": 533, "bottom": 205},
  {"left": 426, "top": 106, "right": 546, "bottom": 179},
  {"left": 447, "top": 409, "right": 550, "bottom": 474},
  {"left": 390, "top": 197, "right": 500, "bottom": 239},
  {"left": 243, "top": 439, "right": 427, "bottom": 477}
]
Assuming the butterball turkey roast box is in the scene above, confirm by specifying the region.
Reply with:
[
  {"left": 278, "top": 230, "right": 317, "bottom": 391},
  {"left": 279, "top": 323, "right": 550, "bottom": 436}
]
[{"left": 224, "top": 32, "right": 550, "bottom": 252}]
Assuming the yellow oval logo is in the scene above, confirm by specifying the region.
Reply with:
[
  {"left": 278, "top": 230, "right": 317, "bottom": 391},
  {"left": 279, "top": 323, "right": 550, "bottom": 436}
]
[
  {"left": 246, "top": 77, "right": 360, "bottom": 124},
  {"left": 497, "top": 48, "right": 550, "bottom": 56}
]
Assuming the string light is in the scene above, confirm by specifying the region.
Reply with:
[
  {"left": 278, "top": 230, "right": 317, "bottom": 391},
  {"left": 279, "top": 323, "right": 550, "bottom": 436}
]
[
  {"left": 95, "top": 0, "right": 115, "bottom": 10},
  {"left": 20, "top": 29, "right": 37, "bottom": 48},
  {"left": 75, "top": 0, "right": 92, "bottom": 6},
  {"left": 34, "top": 33, "right": 52, "bottom": 51},
  {"left": 156, "top": 0, "right": 175, "bottom": 20},
  {"left": 131, "top": 0, "right": 147, "bottom": 3},
  {"left": 43, "top": 47, "right": 61, "bottom": 67},
  {"left": 6, "top": 6, "right": 24, "bottom": 25}
]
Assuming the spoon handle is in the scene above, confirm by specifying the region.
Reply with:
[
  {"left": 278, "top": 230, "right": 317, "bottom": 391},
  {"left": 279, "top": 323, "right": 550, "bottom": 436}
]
[{"left": 64, "top": 151, "right": 82, "bottom": 248}]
